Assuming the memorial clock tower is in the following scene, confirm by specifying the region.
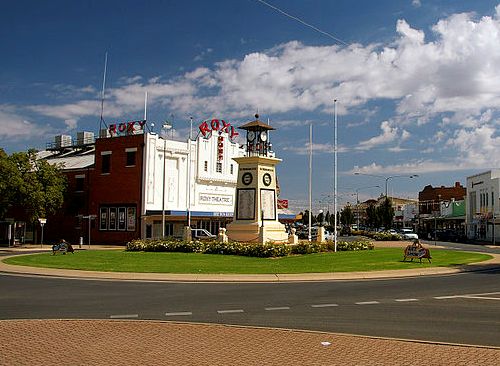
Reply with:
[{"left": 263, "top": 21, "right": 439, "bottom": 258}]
[{"left": 226, "top": 115, "right": 288, "bottom": 243}]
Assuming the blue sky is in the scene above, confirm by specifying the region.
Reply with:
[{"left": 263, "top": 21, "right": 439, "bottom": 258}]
[{"left": 2, "top": 0, "right": 500, "bottom": 212}]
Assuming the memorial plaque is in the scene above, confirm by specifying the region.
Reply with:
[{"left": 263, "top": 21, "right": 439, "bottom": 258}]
[
  {"left": 261, "top": 189, "right": 276, "bottom": 220},
  {"left": 236, "top": 189, "right": 255, "bottom": 220}
]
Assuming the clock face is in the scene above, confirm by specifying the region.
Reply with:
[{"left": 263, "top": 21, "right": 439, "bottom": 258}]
[
  {"left": 247, "top": 131, "right": 256, "bottom": 141},
  {"left": 263, "top": 173, "right": 272, "bottom": 186},
  {"left": 260, "top": 131, "right": 268, "bottom": 142},
  {"left": 242, "top": 172, "right": 253, "bottom": 185}
]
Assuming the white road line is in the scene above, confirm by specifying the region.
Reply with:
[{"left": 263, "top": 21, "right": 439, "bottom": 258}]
[
  {"left": 462, "top": 296, "right": 500, "bottom": 301},
  {"left": 165, "top": 312, "right": 193, "bottom": 316},
  {"left": 355, "top": 301, "right": 380, "bottom": 305},
  {"left": 311, "top": 303, "right": 338, "bottom": 308},
  {"left": 395, "top": 298, "right": 419, "bottom": 302},
  {"left": 265, "top": 306, "right": 290, "bottom": 311},
  {"left": 435, "top": 291, "right": 500, "bottom": 300},
  {"left": 110, "top": 314, "right": 139, "bottom": 319},
  {"left": 217, "top": 309, "right": 245, "bottom": 314}
]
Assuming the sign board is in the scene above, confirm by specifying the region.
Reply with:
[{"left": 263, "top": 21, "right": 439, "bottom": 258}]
[
  {"left": 108, "top": 120, "right": 146, "bottom": 137},
  {"left": 277, "top": 199, "right": 288, "bottom": 209},
  {"left": 198, "top": 119, "right": 239, "bottom": 141}
]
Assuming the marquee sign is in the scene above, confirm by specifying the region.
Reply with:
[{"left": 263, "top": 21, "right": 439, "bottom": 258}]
[
  {"left": 217, "top": 136, "right": 224, "bottom": 161},
  {"left": 108, "top": 120, "right": 146, "bottom": 136},
  {"left": 199, "top": 119, "right": 239, "bottom": 141}
]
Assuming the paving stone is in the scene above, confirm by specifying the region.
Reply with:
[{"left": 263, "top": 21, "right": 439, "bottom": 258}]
[{"left": 0, "top": 320, "right": 498, "bottom": 366}]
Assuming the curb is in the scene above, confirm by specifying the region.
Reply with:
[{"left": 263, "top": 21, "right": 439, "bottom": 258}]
[{"left": 1, "top": 252, "right": 499, "bottom": 283}]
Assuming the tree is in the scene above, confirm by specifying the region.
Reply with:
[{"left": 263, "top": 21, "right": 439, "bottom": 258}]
[
  {"left": 377, "top": 197, "right": 395, "bottom": 229},
  {"left": 8, "top": 149, "right": 66, "bottom": 222},
  {"left": 365, "top": 203, "right": 379, "bottom": 228},
  {"left": 340, "top": 205, "right": 354, "bottom": 226},
  {"left": 0, "top": 148, "right": 19, "bottom": 218}
]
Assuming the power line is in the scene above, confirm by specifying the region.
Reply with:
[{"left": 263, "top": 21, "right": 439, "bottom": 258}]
[{"left": 256, "top": 0, "right": 349, "bottom": 46}]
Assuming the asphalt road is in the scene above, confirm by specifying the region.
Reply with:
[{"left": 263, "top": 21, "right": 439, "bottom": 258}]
[{"left": 1, "top": 269, "right": 499, "bottom": 347}]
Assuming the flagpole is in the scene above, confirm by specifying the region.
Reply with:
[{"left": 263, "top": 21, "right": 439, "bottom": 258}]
[
  {"left": 308, "top": 123, "right": 312, "bottom": 242},
  {"left": 334, "top": 99, "right": 338, "bottom": 252}
]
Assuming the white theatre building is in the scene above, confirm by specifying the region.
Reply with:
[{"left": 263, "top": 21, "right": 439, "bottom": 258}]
[{"left": 141, "top": 120, "right": 245, "bottom": 238}]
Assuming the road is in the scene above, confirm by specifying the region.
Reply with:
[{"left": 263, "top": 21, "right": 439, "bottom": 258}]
[{"left": 1, "top": 267, "right": 499, "bottom": 347}]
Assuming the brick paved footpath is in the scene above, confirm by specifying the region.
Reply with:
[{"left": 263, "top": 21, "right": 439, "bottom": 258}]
[{"left": 0, "top": 320, "right": 498, "bottom": 365}]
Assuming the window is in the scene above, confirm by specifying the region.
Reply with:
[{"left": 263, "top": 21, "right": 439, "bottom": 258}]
[
  {"left": 75, "top": 176, "right": 84, "bottom": 192},
  {"left": 99, "top": 206, "right": 137, "bottom": 231},
  {"left": 101, "top": 153, "right": 111, "bottom": 174},
  {"left": 216, "top": 162, "right": 222, "bottom": 173},
  {"left": 126, "top": 151, "right": 136, "bottom": 166},
  {"left": 230, "top": 164, "right": 234, "bottom": 175},
  {"left": 204, "top": 161, "right": 208, "bottom": 172}
]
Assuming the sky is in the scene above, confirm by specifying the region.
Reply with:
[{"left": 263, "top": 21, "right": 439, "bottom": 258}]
[{"left": 1, "top": 0, "right": 500, "bottom": 213}]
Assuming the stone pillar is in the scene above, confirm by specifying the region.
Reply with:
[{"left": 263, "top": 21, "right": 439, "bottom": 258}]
[
  {"left": 317, "top": 226, "right": 326, "bottom": 243},
  {"left": 183, "top": 226, "right": 192, "bottom": 242}
]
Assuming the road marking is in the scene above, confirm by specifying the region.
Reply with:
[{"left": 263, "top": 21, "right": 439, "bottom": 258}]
[
  {"left": 165, "top": 312, "right": 193, "bottom": 316},
  {"left": 217, "top": 309, "right": 245, "bottom": 314},
  {"left": 265, "top": 306, "right": 290, "bottom": 311},
  {"left": 355, "top": 301, "right": 380, "bottom": 305},
  {"left": 110, "top": 314, "right": 139, "bottom": 319},
  {"left": 435, "top": 292, "right": 500, "bottom": 300},
  {"left": 311, "top": 303, "right": 338, "bottom": 308},
  {"left": 434, "top": 295, "right": 459, "bottom": 299},
  {"left": 462, "top": 296, "right": 500, "bottom": 301},
  {"left": 395, "top": 298, "right": 419, "bottom": 302}
]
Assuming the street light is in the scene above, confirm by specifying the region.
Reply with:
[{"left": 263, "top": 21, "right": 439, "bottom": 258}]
[{"left": 354, "top": 172, "right": 419, "bottom": 198}]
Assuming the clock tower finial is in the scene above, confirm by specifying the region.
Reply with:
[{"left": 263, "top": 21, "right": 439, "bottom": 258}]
[{"left": 238, "top": 114, "right": 275, "bottom": 157}]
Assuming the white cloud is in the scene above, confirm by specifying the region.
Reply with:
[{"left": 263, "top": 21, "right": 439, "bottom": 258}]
[
  {"left": 357, "top": 121, "right": 399, "bottom": 150},
  {"left": 15, "top": 3, "right": 500, "bottom": 173},
  {"left": 25, "top": 6, "right": 500, "bottom": 128},
  {"left": 0, "top": 105, "right": 53, "bottom": 142}
]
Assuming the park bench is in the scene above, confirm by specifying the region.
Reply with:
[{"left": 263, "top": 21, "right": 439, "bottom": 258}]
[
  {"left": 52, "top": 241, "right": 74, "bottom": 255},
  {"left": 403, "top": 242, "right": 431, "bottom": 263}
]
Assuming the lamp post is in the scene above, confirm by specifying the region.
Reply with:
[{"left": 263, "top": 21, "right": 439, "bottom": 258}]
[
  {"left": 161, "top": 122, "right": 172, "bottom": 239},
  {"left": 354, "top": 172, "right": 418, "bottom": 199},
  {"left": 354, "top": 185, "right": 380, "bottom": 229},
  {"left": 186, "top": 116, "right": 193, "bottom": 230}
]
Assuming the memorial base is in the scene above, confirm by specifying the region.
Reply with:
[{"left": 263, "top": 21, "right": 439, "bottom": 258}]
[{"left": 226, "top": 221, "right": 288, "bottom": 243}]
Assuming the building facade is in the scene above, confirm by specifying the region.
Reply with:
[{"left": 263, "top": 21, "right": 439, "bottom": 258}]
[
  {"left": 5, "top": 118, "right": 246, "bottom": 245},
  {"left": 417, "top": 182, "right": 466, "bottom": 237},
  {"left": 465, "top": 170, "right": 500, "bottom": 242}
]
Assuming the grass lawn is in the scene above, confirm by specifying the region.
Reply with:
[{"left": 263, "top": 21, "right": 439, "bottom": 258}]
[{"left": 3, "top": 248, "right": 492, "bottom": 274}]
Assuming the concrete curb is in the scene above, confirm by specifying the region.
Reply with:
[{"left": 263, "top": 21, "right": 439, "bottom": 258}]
[{"left": 1, "top": 251, "right": 499, "bottom": 283}]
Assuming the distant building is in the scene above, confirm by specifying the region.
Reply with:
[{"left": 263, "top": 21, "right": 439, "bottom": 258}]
[
  {"left": 465, "top": 170, "right": 500, "bottom": 242},
  {"left": 417, "top": 182, "right": 466, "bottom": 237}
]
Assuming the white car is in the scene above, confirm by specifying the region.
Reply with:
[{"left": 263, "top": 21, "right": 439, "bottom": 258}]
[{"left": 399, "top": 228, "right": 418, "bottom": 240}]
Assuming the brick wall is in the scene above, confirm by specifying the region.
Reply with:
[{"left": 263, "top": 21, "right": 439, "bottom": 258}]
[{"left": 418, "top": 182, "right": 466, "bottom": 215}]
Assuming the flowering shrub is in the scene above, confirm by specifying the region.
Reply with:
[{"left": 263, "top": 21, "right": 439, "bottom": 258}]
[
  {"left": 126, "top": 238, "right": 373, "bottom": 257},
  {"left": 351, "top": 230, "right": 402, "bottom": 241}
]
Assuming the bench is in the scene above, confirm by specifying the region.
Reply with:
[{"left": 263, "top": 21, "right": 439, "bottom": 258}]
[
  {"left": 403, "top": 243, "right": 431, "bottom": 263},
  {"left": 52, "top": 242, "right": 74, "bottom": 255}
]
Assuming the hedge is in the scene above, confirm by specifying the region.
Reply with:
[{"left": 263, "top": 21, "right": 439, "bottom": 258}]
[
  {"left": 351, "top": 230, "right": 402, "bottom": 241},
  {"left": 126, "top": 238, "right": 374, "bottom": 258}
]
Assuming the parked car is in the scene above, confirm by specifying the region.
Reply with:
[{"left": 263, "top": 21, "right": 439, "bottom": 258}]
[
  {"left": 399, "top": 228, "right": 418, "bottom": 240},
  {"left": 191, "top": 228, "right": 216, "bottom": 240}
]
